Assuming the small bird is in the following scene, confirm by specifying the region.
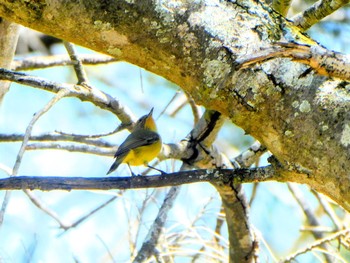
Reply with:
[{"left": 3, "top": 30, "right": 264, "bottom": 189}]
[{"left": 107, "top": 108, "right": 162, "bottom": 175}]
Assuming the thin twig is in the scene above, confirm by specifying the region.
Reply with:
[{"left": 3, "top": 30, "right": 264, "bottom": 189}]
[
  {"left": 0, "top": 191, "right": 11, "bottom": 227},
  {"left": 314, "top": 191, "right": 343, "bottom": 231},
  {"left": 24, "top": 190, "right": 70, "bottom": 229},
  {"left": 133, "top": 186, "right": 181, "bottom": 263},
  {"left": 12, "top": 89, "right": 70, "bottom": 175},
  {"left": 287, "top": 183, "right": 336, "bottom": 262},
  {"left": 0, "top": 133, "right": 114, "bottom": 147},
  {"left": 280, "top": 229, "right": 350, "bottom": 262},
  {"left": 12, "top": 54, "right": 117, "bottom": 71},
  {"left": 185, "top": 91, "right": 201, "bottom": 125},
  {"left": 26, "top": 142, "right": 114, "bottom": 156},
  {"left": 0, "top": 89, "right": 69, "bottom": 227},
  {"left": 157, "top": 90, "right": 181, "bottom": 120},
  {"left": 64, "top": 41, "right": 89, "bottom": 85},
  {"left": 59, "top": 195, "right": 119, "bottom": 234},
  {"left": 0, "top": 68, "right": 135, "bottom": 124},
  {"left": 16, "top": 89, "right": 70, "bottom": 230},
  {"left": 96, "top": 234, "right": 117, "bottom": 263}
]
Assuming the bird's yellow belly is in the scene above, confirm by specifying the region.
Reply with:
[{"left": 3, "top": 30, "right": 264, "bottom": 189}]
[{"left": 124, "top": 139, "right": 162, "bottom": 166}]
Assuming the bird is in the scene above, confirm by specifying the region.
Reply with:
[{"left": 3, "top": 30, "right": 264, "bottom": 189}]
[{"left": 107, "top": 108, "right": 162, "bottom": 175}]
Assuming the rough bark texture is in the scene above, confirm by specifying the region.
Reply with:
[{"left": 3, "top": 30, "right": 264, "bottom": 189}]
[
  {"left": 0, "top": 19, "right": 19, "bottom": 101},
  {"left": 0, "top": 0, "right": 349, "bottom": 233}
]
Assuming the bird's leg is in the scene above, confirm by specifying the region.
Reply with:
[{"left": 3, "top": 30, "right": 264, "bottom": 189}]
[
  {"left": 127, "top": 164, "right": 137, "bottom": 176},
  {"left": 147, "top": 164, "right": 167, "bottom": 175}
]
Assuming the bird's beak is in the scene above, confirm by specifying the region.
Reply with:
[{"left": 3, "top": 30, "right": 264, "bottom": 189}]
[{"left": 148, "top": 107, "right": 154, "bottom": 117}]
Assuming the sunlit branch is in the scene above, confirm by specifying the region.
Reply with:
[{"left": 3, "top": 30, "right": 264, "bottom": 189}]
[
  {"left": 0, "top": 133, "right": 114, "bottom": 147},
  {"left": 0, "top": 68, "right": 135, "bottom": 124},
  {"left": 281, "top": 228, "right": 350, "bottom": 262},
  {"left": 292, "top": 0, "right": 349, "bottom": 31},
  {"left": 26, "top": 142, "right": 113, "bottom": 156},
  {"left": 313, "top": 191, "right": 343, "bottom": 230},
  {"left": 287, "top": 183, "right": 336, "bottom": 262},
  {"left": 0, "top": 166, "right": 277, "bottom": 191},
  {"left": 64, "top": 41, "right": 90, "bottom": 85},
  {"left": 234, "top": 141, "right": 267, "bottom": 168},
  {"left": 271, "top": 0, "right": 292, "bottom": 17},
  {"left": 238, "top": 42, "right": 350, "bottom": 81},
  {"left": 12, "top": 54, "right": 117, "bottom": 71}
]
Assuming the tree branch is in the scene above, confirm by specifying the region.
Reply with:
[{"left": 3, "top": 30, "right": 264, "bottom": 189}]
[
  {"left": 12, "top": 54, "right": 117, "bottom": 71},
  {"left": 0, "top": 167, "right": 277, "bottom": 191},
  {"left": 0, "top": 68, "right": 134, "bottom": 124},
  {"left": 292, "top": 0, "right": 349, "bottom": 31},
  {"left": 271, "top": 0, "right": 292, "bottom": 17},
  {"left": 64, "top": 41, "right": 90, "bottom": 85},
  {"left": 237, "top": 42, "right": 350, "bottom": 81},
  {"left": 0, "top": 19, "right": 19, "bottom": 101}
]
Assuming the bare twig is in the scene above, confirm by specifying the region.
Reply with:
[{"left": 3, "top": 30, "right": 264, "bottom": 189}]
[
  {"left": 64, "top": 41, "right": 90, "bottom": 85},
  {"left": 12, "top": 89, "right": 70, "bottom": 175},
  {"left": 0, "top": 68, "right": 135, "bottom": 124},
  {"left": 14, "top": 89, "right": 69, "bottom": 229},
  {"left": 280, "top": 229, "right": 350, "bottom": 262},
  {"left": 158, "top": 90, "right": 181, "bottom": 120},
  {"left": 96, "top": 234, "right": 117, "bottom": 263},
  {"left": 12, "top": 54, "right": 117, "bottom": 71},
  {"left": 133, "top": 186, "right": 180, "bottom": 263},
  {"left": 0, "top": 133, "right": 114, "bottom": 147},
  {"left": 185, "top": 91, "right": 201, "bottom": 125},
  {"left": 0, "top": 89, "right": 69, "bottom": 227},
  {"left": 292, "top": 0, "right": 350, "bottom": 31},
  {"left": 314, "top": 191, "right": 342, "bottom": 230},
  {"left": 24, "top": 190, "right": 70, "bottom": 229},
  {"left": 0, "top": 191, "right": 11, "bottom": 227},
  {"left": 60, "top": 195, "right": 119, "bottom": 234},
  {"left": 26, "top": 142, "right": 113, "bottom": 156},
  {"left": 287, "top": 183, "right": 336, "bottom": 262}
]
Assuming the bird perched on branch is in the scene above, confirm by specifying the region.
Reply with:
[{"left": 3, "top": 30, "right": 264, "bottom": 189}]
[{"left": 107, "top": 108, "right": 162, "bottom": 175}]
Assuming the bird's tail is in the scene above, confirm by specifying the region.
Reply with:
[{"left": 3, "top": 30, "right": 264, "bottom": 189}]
[{"left": 106, "top": 158, "right": 124, "bottom": 175}]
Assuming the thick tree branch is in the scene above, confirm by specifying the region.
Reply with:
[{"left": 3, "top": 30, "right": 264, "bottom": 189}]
[{"left": 0, "top": 167, "right": 277, "bottom": 191}]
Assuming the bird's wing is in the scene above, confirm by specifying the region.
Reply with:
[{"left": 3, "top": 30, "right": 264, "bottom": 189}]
[{"left": 114, "top": 129, "right": 160, "bottom": 158}]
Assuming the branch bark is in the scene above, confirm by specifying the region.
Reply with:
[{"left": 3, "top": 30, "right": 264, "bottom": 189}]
[
  {"left": 0, "top": 167, "right": 277, "bottom": 191},
  {"left": 0, "top": 19, "right": 19, "bottom": 102}
]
